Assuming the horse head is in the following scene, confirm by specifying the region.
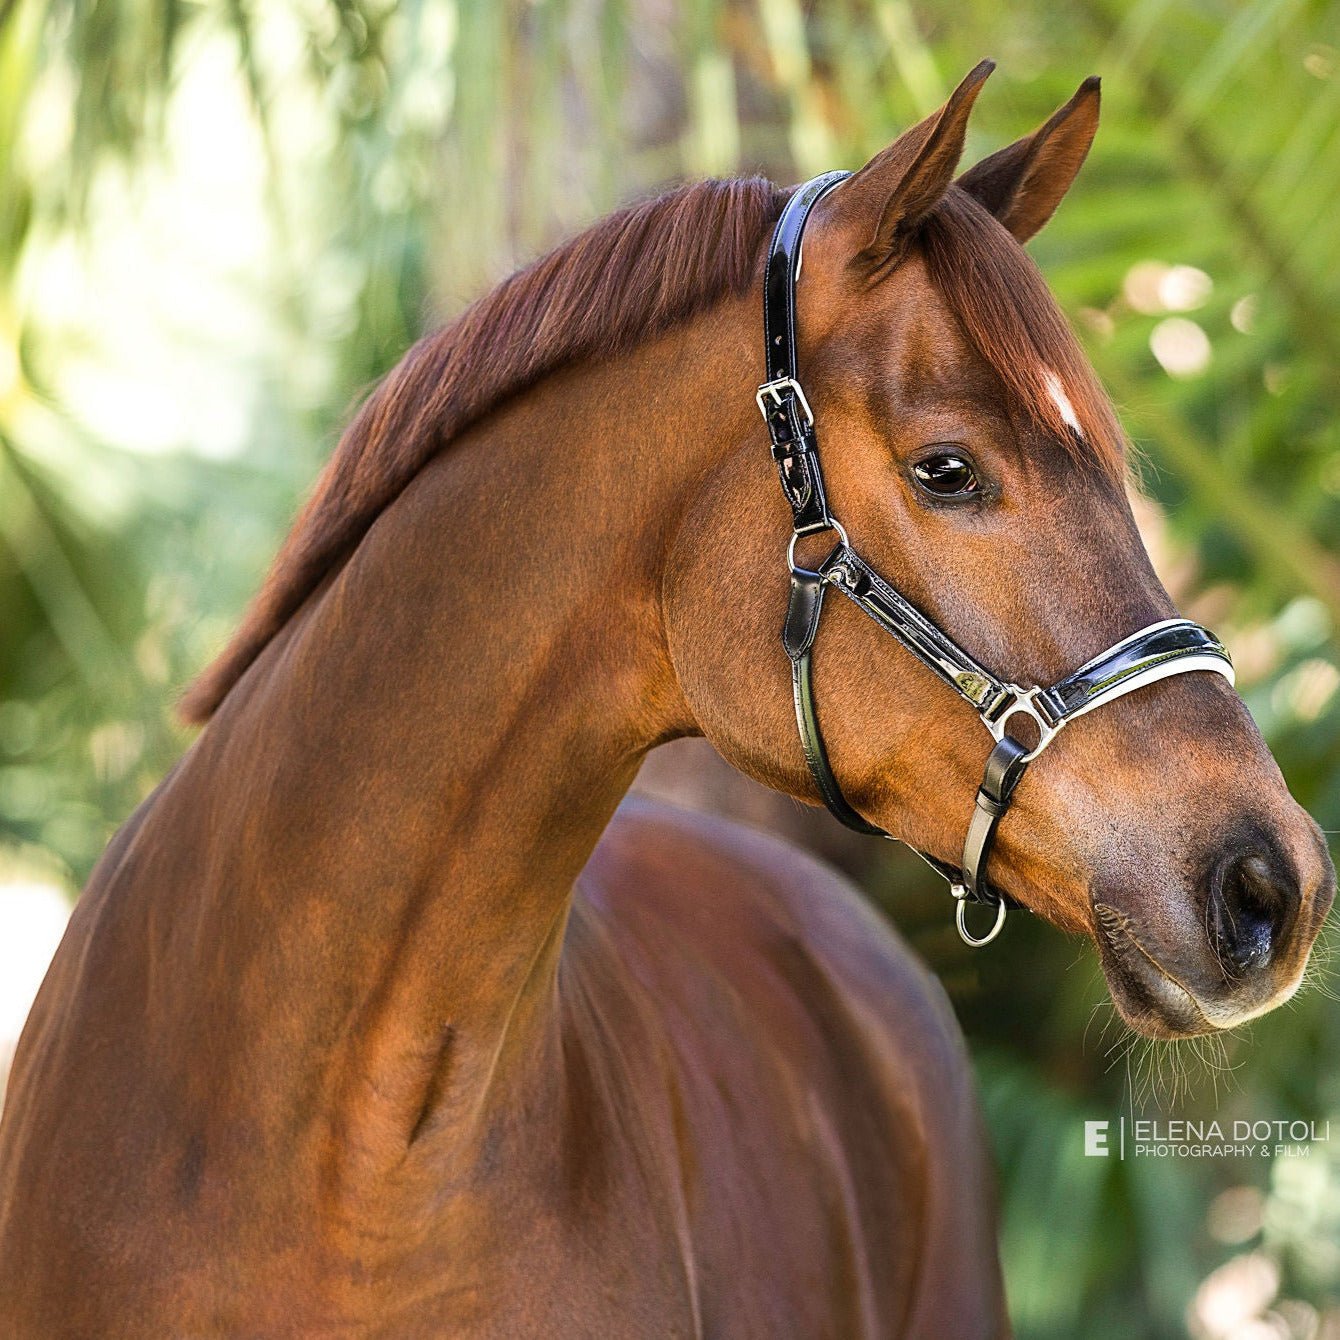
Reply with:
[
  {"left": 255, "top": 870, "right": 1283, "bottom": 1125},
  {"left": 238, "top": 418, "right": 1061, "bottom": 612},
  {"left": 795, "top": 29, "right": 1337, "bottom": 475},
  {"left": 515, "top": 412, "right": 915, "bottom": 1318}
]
[{"left": 663, "top": 62, "right": 1334, "bottom": 1039}]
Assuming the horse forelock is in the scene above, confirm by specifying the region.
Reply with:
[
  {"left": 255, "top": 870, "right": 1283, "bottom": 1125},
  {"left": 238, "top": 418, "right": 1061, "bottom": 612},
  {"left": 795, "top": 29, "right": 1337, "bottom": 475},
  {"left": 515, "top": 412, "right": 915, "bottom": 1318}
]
[{"left": 918, "top": 185, "right": 1126, "bottom": 476}]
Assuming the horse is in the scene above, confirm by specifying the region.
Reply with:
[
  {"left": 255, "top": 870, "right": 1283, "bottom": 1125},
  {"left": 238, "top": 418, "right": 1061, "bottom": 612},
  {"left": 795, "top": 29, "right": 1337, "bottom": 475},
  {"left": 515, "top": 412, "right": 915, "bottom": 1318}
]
[{"left": 1, "top": 61, "right": 1332, "bottom": 1337}]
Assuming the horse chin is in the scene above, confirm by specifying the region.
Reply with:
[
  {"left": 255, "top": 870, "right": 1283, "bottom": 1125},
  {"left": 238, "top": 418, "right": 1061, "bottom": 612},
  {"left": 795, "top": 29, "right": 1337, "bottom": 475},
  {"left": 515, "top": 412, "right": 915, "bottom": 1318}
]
[
  {"left": 1092, "top": 901, "right": 1309, "bottom": 1040},
  {"left": 1098, "top": 946, "right": 1221, "bottom": 1040}
]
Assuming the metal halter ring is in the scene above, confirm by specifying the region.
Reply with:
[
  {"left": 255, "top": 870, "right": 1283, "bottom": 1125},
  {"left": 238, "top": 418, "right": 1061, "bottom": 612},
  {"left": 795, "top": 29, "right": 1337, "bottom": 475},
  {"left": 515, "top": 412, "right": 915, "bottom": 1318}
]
[
  {"left": 787, "top": 518, "right": 849, "bottom": 574},
  {"left": 985, "top": 685, "right": 1063, "bottom": 762},
  {"left": 951, "top": 883, "right": 1008, "bottom": 947}
]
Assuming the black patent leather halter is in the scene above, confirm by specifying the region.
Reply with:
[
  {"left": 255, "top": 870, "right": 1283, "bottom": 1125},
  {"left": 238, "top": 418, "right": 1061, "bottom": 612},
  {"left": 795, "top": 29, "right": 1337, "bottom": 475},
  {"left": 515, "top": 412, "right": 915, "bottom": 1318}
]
[{"left": 759, "top": 172, "right": 1236, "bottom": 946}]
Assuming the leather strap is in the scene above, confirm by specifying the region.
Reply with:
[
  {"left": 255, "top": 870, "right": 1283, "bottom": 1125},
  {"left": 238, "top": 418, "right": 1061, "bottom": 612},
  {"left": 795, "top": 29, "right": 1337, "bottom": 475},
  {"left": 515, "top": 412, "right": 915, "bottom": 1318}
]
[
  {"left": 759, "top": 170, "right": 851, "bottom": 535},
  {"left": 959, "top": 737, "right": 1031, "bottom": 900},
  {"left": 1039, "top": 619, "right": 1231, "bottom": 723},
  {"left": 819, "top": 544, "right": 1010, "bottom": 713},
  {"left": 762, "top": 171, "right": 851, "bottom": 385},
  {"left": 785, "top": 571, "right": 888, "bottom": 839}
]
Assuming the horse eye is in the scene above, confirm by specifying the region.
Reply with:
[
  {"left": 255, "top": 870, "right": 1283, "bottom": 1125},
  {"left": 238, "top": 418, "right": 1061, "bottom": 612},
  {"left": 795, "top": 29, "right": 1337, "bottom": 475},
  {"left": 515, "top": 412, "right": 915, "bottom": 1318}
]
[{"left": 912, "top": 453, "right": 979, "bottom": 498}]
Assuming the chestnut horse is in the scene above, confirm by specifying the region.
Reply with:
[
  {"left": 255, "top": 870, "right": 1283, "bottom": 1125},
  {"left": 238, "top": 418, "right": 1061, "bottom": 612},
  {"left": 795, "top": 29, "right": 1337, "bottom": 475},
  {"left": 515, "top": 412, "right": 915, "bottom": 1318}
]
[{"left": 1, "top": 63, "right": 1333, "bottom": 1337}]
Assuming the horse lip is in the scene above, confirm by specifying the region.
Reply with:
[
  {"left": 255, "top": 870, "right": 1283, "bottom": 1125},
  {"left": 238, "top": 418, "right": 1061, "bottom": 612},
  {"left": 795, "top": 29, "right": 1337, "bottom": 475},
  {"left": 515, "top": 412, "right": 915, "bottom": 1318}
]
[{"left": 1092, "top": 901, "right": 1219, "bottom": 1037}]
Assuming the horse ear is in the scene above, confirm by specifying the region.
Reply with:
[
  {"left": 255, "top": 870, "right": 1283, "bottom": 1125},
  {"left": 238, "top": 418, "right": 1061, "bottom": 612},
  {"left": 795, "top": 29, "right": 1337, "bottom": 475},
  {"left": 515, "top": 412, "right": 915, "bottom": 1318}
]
[
  {"left": 957, "top": 77, "right": 1101, "bottom": 242},
  {"left": 825, "top": 60, "right": 994, "bottom": 273}
]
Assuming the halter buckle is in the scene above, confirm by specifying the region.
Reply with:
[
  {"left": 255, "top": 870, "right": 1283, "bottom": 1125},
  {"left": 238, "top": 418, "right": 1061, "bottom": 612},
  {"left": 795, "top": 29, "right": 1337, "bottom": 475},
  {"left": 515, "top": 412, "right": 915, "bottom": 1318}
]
[
  {"left": 756, "top": 377, "right": 814, "bottom": 428},
  {"left": 986, "top": 685, "right": 1062, "bottom": 761}
]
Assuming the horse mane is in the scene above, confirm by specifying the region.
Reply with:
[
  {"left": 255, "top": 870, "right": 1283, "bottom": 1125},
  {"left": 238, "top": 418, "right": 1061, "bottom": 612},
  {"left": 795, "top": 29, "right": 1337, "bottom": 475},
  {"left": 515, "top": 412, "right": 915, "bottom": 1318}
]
[
  {"left": 179, "top": 176, "right": 789, "bottom": 723},
  {"left": 182, "top": 175, "right": 1121, "bottom": 725}
]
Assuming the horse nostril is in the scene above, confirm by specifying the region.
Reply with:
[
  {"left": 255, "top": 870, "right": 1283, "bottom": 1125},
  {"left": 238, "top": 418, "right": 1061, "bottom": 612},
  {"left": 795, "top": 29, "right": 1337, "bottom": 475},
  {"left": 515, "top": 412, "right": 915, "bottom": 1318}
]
[{"left": 1210, "top": 850, "right": 1297, "bottom": 977}]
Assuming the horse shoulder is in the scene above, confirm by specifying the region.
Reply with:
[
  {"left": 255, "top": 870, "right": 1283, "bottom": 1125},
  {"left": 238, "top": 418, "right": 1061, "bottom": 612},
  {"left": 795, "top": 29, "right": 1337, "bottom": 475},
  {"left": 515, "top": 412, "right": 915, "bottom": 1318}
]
[{"left": 557, "top": 798, "right": 1008, "bottom": 1338}]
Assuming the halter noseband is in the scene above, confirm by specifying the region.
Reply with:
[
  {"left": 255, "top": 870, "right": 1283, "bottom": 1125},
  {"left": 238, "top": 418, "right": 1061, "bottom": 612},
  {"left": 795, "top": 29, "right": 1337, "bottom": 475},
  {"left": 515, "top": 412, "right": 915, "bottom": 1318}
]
[{"left": 758, "top": 172, "right": 1235, "bottom": 947}]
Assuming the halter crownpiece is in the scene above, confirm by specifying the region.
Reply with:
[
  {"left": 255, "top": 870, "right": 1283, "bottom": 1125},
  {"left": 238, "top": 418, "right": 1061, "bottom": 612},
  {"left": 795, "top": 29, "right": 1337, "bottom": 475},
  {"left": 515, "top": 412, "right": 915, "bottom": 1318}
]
[{"left": 759, "top": 172, "right": 1235, "bottom": 948}]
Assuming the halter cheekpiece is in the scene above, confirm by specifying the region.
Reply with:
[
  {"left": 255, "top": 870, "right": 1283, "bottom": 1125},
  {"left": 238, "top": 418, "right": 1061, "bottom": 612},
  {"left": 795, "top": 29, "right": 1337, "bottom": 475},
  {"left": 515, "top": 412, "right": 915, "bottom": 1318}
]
[{"left": 758, "top": 171, "right": 1235, "bottom": 947}]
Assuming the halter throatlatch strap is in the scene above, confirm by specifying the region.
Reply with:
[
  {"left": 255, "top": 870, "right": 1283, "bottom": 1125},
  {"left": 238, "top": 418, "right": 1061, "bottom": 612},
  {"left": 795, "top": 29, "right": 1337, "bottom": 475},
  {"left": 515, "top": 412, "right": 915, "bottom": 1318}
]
[
  {"left": 762, "top": 173, "right": 1237, "bottom": 949},
  {"left": 783, "top": 570, "right": 886, "bottom": 838}
]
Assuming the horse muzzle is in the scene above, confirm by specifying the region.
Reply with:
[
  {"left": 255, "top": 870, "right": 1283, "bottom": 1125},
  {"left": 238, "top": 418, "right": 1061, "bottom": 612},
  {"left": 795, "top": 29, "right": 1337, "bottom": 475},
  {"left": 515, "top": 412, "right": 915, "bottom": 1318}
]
[{"left": 1092, "top": 823, "right": 1335, "bottom": 1038}]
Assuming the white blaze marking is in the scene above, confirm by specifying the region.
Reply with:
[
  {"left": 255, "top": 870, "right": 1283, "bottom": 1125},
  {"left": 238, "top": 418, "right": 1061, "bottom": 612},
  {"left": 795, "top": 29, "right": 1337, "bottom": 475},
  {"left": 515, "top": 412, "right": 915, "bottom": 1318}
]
[{"left": 1044, "top": 369, "right": 1083, "bottom": 437}]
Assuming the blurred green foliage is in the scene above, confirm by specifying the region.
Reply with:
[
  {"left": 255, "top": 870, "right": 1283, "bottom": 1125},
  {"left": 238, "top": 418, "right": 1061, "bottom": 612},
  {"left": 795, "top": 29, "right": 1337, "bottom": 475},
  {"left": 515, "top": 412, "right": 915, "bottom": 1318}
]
[{"left": 2, "top": 1, "right": 1338, "bottom": 1335}]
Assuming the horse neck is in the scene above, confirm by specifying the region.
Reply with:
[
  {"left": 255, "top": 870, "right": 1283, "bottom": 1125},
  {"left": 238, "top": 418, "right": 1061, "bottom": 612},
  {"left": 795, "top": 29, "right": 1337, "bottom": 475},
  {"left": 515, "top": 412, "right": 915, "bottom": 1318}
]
[{"left": 156, "top": 293, "right": 759, "bottom": 1154}]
